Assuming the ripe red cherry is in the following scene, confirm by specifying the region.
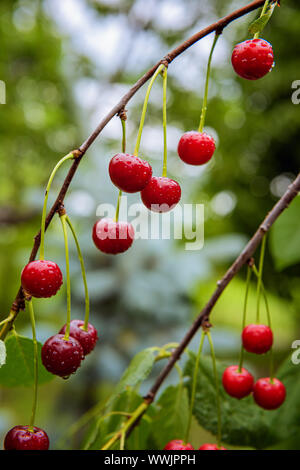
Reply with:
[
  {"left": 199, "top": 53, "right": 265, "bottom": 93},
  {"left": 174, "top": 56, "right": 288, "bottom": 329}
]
[
  {"left": 41, "top": 334, "right": 84, "bottom": 378},
  {"left": 109, "top": 153, "right": 152, "bottom": 193},
  {"left": 222, "top": 365, "right": 254, "bottom": 399},
  {"left": 164, "top": 440, "right": 194, "bottom": 450},
  {"left": 253, "top": 378, "right": 286, "bottom": 410},
  {"left": 178, "top": 131, "right": 216, "bottom": 165},
  {"left": 92, "top": 218, "right": 134, "bottom": 255},
  {"left": 242, "top": 324, "right": 273, "bottom": 354},
  {"left": 59, "top": 320, "right": 98, "bottom": 356},
  {"left": 141, "top": 176, "right": 181, "bottom": 213},
  {"left": 21, "top": 260, "right": 63, "bottom": 298},
  {"left": 199, "top": 444, "right": 227, "bottom": 450},
  {"left": 231, "top": 38, "right": 274, "bottom": 80},
  {"left": 4, "top": 426, "right": 49, "bottom": 450}
]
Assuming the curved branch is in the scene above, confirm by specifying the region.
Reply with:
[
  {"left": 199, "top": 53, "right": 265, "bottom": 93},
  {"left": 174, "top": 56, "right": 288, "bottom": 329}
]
[{"left": 1, "top": 0, "right": 267, "bottom": 335}]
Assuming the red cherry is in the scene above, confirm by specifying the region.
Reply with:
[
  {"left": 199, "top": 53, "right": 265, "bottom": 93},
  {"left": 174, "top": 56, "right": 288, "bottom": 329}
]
[
  {"left": 222, "top": 365, "right": 254, "bottom": 399},
  {"left": 109, "top": 153, "right": 152, "bottom": 193},
  {"left": 242, "top": 324, "right": 273, "bottom": 354},
  {"left": 178, "top": 131, "right": 216, "bottom": 165},
  {"left": 92, "top": 218, "right": 134, "bottom": 255},
  {"left": 141, "top": 176, "right": 181, "bottom": 213},
  {"left": 253, "top": 378, "right": 286, "bottom": 410},
  {"left": 21, "top": 260, "right": 63, "bottom": 298},
  {"left": 231, "top": 38, "right": 274, "bottom": 80},
  {"left": 164, "top": 440, "right": 194, "bottom": 450},
  {"left": 4, "top": 426, "right": 49, "bottom": 450},
  {"left": 199, "top": 444, "right": 227, "bottom": 450},
  {"left": 59, "top": 320, "right": 98, "bottom": 356},
  {"left": 41, "top": 334, "right": 84, "bottom": 378}
]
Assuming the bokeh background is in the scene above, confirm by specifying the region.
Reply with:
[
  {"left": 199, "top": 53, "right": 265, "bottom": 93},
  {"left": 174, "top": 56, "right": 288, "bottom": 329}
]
[{"left": 0, "top": 0, "right": 300, "bottom": 449}]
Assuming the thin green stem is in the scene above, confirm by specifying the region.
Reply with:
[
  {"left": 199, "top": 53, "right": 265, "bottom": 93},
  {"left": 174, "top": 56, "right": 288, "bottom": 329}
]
[
  {"left": 238, "top": 266, "right": 252, "bottom": 372},
  {"left": 185, "top": 331, "right": 205, "bottom": 443},
  {"left": 60, "top": 213, "right": 71, "bottom": 340},
  {"left": 198, "top": 33, "right": 220, "bottom": 133},
  {"left": 39, "top": 152, "right": 74, "bottom": 260},
  {"left": 133, "top": 64, "right": 165, "bottom": 157},
  {"left": 256, "top": 235, "right": 267, "bottom": 323},
  {"left": 162, "top": 66, "right": 168, "bottom": 177},
  {"left": 206, "top": 331, "right": 222, "bottom": 449},
  {"left": 65, "top": 216, "right": 89, "bottom": 331},
  {"left": 27, "top": 298, "right": 38, "bottom": 431},
  {"left": 254, "top": 0, "right": 270, "bottom": 39},
  {"left": 114, "top": 190, "right": 122, "bottom": 223},
  {"left": 121, "top": 118, "right": 126, "bottom": 154}
]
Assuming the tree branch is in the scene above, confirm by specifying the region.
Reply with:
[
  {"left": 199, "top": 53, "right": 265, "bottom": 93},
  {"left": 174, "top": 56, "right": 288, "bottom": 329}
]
[{"left": 0, "top": 0, "right": 267, "bottom": 337}]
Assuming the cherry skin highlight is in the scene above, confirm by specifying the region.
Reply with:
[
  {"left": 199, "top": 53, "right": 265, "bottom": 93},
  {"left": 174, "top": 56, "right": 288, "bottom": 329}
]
[
  {"left": 178, "top": 131, "right": 216, "bottom": 165},
  {"left": 222, "top": 365, "right": 254, "bottom": 399},
  {"left": 141, "top": 176, "right": 181, "bottom": 213},
  {"left": 109, "top": 153, "right": 152, "bottom": 193},
  {"left": 242, "top": 324, "right": 273, "bottom": 354},
  {"left": 41, "top": 334, "right": 84, "bottom": 378},
  {"left": 4, "top": 426, "right": 49, "bottom": 450},
  {"left": 59, "top": 319, "right": 98, "bottom": 356},
  {"left": 92, "top": 218, "right": 134, "bottom": 255},
  {"left": 199, "top": 444, "right": 227, "bottom": 450},
  {"left": 21, "top": 260, "right": 63, "bottom": 298},
  {"left": 164, "top": 440, "right": 194, "bottom": 450},
  {"left": 253, "top": 378, "right": 286, "bottom": 410},
  {"left": 231, "top": 38, "right": 274, "bottom": 80}
]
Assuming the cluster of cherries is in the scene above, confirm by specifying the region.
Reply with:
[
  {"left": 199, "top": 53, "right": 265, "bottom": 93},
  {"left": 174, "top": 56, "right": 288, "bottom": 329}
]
[
  {"left": 4, "top": 37, "right": 275, "bottom": 450},
  {"left": 4, "top": 259, "right": 98, "bottom": 450},
  {"left": 222, "top": 323, "right": 286, "bottom": 409}
]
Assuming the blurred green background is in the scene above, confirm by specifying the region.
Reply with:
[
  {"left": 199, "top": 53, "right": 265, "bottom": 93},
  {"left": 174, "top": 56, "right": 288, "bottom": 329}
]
[{"left": 0, "top": 0, "right": 300, "bottom": 449}]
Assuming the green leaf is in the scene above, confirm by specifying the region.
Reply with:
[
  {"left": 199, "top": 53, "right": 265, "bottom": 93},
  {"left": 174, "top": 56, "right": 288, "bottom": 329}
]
[
  {"left": 0, "top": 334, "right": 53, "bottom": 387},
  {"left": 248, "top": 4, "right": 276, "bottom": 35},
  {"left": 184, "top": 353, "right": 275, "bottom": 449},
  {"left": 0, "top": 340, "right": 6, "bottom": 367},
  {"left": 115, "top": 348, "right": 157, "bottom": 395},
  {"left": 270, "top": 196, "right": 300, "bottom": 270},
  {"left": 151, "top": 384, "right": 189, "bottom": 449}
]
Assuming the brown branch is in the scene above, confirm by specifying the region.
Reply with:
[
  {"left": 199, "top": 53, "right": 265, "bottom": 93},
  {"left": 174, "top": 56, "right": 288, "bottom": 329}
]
[{"left": 0, "top": 0, "right": 267, "bottom": 337}]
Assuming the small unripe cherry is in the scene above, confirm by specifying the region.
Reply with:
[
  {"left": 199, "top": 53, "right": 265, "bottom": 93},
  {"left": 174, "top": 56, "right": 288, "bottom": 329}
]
[
  {"left": 59, "top": 320, "right": 98, "bottom": 356},
  {"left": 199, "top": 444, "right": 227, "bottom": 450},
  {"left": 109, "top": 153, "right": 152, "bottom": 193},
  {"left": 164, "top": 439, "right": 194, "bottom": 450},
  {"left": 222, "top": 365, "right": 254, "bottom": 399},
  {"left": 242, "top": 324, "right": 273, "bottom": 354},
  {"left": 231, "top": 38, "right": 274, "bottom": 80},
  {"left": 4, "top": 426, "right": 49, "bottom": 450},
  {"left": 141, "top": 176, "right": 181, "bottom": 213},
  {"left": 253, "top": 377, "right": 286, "bottom": 410},
  {"left": 21, "top": 260, "right": 63, "bottom": 298},
  {"left": 92, "top": 218, "right": 134, "bottom": 255},
  {"left": 178, "top": 131, "right": 216, "bottom": 165}
]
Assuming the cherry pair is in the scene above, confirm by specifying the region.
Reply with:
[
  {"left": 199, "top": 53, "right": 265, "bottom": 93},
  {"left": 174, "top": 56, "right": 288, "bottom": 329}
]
[{"left": 164, "top": 440, "right": 226, "bottom": 450}]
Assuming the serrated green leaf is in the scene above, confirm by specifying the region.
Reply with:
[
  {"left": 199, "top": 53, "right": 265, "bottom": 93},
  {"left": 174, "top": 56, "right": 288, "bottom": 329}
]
[
  {"left": 115, "top": 348, "right": 156, "bottom": 395},
  {"left": 184, "top": 353, "right": 276, "bottom": 449},
  {"left": 0, "top": 334, "right": 53, "bottom": 387},
  {"left": 151, "top": 384, "right": 189, "bottom": 449},
  {"left": 248, "top": 4, "right": 276, "bottom": 35},
  {"left": 270, "top": 196, "right": 300, "bottom": 270},
  {"left": 0, "top": 340, "right": 6, "bottom": 367}
]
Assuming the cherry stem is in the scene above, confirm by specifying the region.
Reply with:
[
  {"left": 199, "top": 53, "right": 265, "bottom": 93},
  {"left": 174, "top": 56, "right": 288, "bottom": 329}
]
[
  {"left": 133, "top": 63, "right": 165, "bottom": 157},
  {"left": 114, "top": 118, "right": 126, "bottom": 222},
  {"left": 162, "top": 66, "right": 168, "bottom": 178},
  {"left": 251, "top": 263, "right": 274, "bottom": 381},
  {"left": 60, "top": 213, "right": 71, "bottom": 341},
  {"left": 238, "top": 266, "right": 252, "bottom": 372},
  {"left": 185, "top": 330, "right": 205, "bottom": 443},
  {"left": 198, "top": 32, "right": 220, "bottom": 133},
  {"left": 65, "top": 216, "right": 90, "bottom": 331},
  {"left": 206, "top": 331, "right": 222, "bottom": 449},
  {"left": 39, "top": 152, "right": 74, "bottom": 261},
  {"left": 27, "top": 298, "right": 38, "bottom": 431},
  {"left": 256, "top": 235, "right": 267, "bottom": 324},
  {"left": 253, "top": 0, "right": 270, "bottom": 39}
]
